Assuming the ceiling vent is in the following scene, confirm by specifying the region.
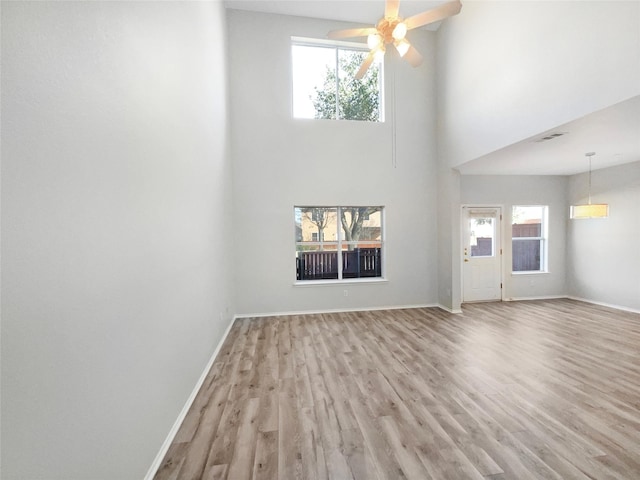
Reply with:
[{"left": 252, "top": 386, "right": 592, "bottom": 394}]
[{"left": 534, "top": 132, "right": 568, "bottom": 143}]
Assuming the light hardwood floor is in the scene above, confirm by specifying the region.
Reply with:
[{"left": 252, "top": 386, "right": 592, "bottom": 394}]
[{"left": 154, "top": 299, "right": 640, "bottom": 479}]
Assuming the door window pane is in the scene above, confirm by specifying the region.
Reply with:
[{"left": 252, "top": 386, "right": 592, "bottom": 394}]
[{"left": 469, "top": 218, "right": 494, "bottom": 257}]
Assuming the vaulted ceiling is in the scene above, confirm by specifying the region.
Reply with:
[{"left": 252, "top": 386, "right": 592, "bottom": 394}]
[{"left": 224, "top": 1, "right": 640, "bottom": 176}]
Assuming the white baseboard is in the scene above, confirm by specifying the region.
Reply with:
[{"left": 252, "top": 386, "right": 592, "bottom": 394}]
[
  {"left": 567, "top": 296, "right": 640, "bottom": 315},
  {"left": 505, "top": 295, "right": 568, "bottom": 302},
  {"left": 437, "top": 304, "right": 463, "bottom": 314},
  {"left": 234, "top": 304, "right": 438, "bottom": 318},
  {"left": 143, "top": 295, "right": 638, "bottom": 479},
  {"left": 503, "top": 295, "right": 640, "bottom": 315},
  {"left": 143, "top": 315, "right": 237, "bottom": 480}
]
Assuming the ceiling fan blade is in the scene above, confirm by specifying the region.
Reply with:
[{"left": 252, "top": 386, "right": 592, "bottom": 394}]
[
  {"left": 404, "top": 45, "right": 423, "bottom": 67},
  {"left": 355, "top": 52, "right": 376, "bottom": 80},
  {"left": 328, "top": 27, "right": 378, "bottom": 40},
  {"left": 404, "top": 0, "right": 462, "bottom": 30},
  {"left": 385, "top": 0, "right": 400, "bottom": 19}
]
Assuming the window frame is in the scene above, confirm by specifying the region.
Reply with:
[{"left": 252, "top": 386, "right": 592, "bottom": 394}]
[
  {"left": 294, "top": 206, "right": 385, "bottom": 284},
  {"left": 511, "top": 205, "right": 548, "bottom": 274},
  {"left": 291, "top": 37, "right": 385, "bottom": 122}
]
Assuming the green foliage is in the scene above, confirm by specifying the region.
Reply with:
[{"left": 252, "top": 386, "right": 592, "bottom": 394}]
[{"left": 312, "top": 50, "right": 380, "bottom": 121}]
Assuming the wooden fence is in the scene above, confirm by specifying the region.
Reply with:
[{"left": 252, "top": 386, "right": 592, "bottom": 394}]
[
  {"left": 512, "top": 240, "right": 541, "bottom": 271},
  {"left": 296, "top": 248, "right": 381, "bottom": 280},
  {"left": 512, "top": 223, "right": 542, "bottom": 271}
]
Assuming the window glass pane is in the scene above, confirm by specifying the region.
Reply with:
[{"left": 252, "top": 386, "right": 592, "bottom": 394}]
[
  {"left": 337, "top": 49, "right": 380, "bottom": 121},
  {"left": 292, "top": 45, "right": 336, "bottom": 119},
  {"left": 339, "top": 207, "right": 382, "bottom": 242},
  {"left": 296, "top": 245, "right": 339, "bottom": 280},
  {"left": 469, "top": 218, "right": 494, "bottom": 257},
  {"left": 512, "top": 239, "right": 542, "bottom": 271},
  {"left": 296, "top": 207, "right": 338, "bottom": 242},
  {"left": 341, "top": 243, "right": 382, "bottom": 279},
  {"left": 295, "top": 205, "right": 384, "bottom": 282},
  {"left": 512, "top": 205, "right": 546, "bottom": 272},
  {"left": 512, "top": 206, "right": 543, "bottom": 237},
  {"left": 292, "top": 41, "right": 381, "bottom": 122}
]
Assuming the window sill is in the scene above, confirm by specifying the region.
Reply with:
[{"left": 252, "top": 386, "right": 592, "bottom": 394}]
[
  {"left": 293, "top": 117, "right": 384, "bottom": 124},
  {"left": 294, "top": 278, "right": 388, "bottom": 287},
  {"left": 511, "top": 271, "right": 550, "bottom": 276}
]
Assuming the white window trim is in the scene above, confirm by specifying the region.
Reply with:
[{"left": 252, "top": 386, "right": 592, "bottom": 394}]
[
  {"left": 294, "top": 206, "right": 385, "bottom": 282},
  {"left": 291, "top": 36, "right": 371, "bottom": 52},
  {"left": 294, "top": 278, "right": 388, "bottom": 287},
  {"left": 511, "top": 205, "right": 548, "bottom": 274},
  {"left": 291, "top": 37, "right": 385, "bottom": 122}
]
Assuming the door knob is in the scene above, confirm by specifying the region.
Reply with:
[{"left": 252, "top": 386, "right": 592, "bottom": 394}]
[{"left": 464, "top": 259, "right": 469, "bottom": 262}]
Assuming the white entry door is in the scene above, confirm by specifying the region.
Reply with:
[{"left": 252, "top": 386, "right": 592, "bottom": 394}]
[{"left": 462, "top": 206, "right": 502, "bottom": 303}]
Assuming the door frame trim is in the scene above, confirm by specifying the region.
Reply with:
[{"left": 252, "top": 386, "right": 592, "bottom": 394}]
[{"left": 460, "top": 204, "right": 505, "bottom": 303}]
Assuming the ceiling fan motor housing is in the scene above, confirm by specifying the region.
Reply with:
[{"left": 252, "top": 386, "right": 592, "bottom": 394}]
[{"left": 376, "top": 17, "right": 405, "bottom": 44}]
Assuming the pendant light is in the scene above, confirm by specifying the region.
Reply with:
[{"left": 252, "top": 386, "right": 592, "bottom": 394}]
[{"left": 570, "top": 152, "right": 609, "bottom": 219}]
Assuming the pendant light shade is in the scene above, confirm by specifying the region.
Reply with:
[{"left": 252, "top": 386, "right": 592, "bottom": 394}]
[
  {"left": 570, "top": 203, "right": 609, "bottom": 219},
  {"left": 570, "top": 152, "right": 609, "bottom": 219}
]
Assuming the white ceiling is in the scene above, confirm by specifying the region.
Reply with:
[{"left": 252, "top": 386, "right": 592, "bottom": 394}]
[
  {"left": 224, "top": 0, "right": 447, "bottom": 30},
  {"left": 224, "top": 0, "right": 640, "bottom": 176},
  {"left": 457, "top": 95, "right": 640, "bottom": 176}
]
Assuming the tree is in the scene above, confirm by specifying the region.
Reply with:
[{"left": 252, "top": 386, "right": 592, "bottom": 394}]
[
  {"left": 340, "top": 207, "right": 380, "bottom": 250},
  {"left": 301, "top": 207, "right": 380, "bottom": 249},
  {"left": 312, "top": 51, "right": 380, "bottom": 121},
  {"left": 301, "top": 207, "right": 332, "bottom": 242}
]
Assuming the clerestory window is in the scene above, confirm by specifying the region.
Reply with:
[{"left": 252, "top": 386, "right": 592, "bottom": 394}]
[{"left": 291, "top": 38, "right": 383, "bottom": 122}]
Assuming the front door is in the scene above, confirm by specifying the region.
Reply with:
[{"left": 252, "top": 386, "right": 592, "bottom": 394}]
[{"left": 462, "top": 206, "right": 502, "bottom": 303}]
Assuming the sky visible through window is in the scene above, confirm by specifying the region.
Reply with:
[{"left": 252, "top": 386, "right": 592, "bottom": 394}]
[
  {"left": 292, "top": 42, "right": 381, "bottom": 121},
  {"left": 292, "top": 45, "right": 335, "bottom": 118}
]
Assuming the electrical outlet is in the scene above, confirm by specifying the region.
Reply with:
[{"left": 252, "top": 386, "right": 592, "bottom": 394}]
[{"left": 344, "top": 290, "right": 348, "bottom": 297}]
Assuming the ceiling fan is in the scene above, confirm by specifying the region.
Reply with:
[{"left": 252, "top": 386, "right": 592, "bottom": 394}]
[{"left": 328, "top": 0, "right": 462, "bottom": 79}]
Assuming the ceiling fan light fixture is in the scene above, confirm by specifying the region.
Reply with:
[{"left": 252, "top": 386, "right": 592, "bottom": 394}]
[
  {"left": 367, "top": 33, "right": 382, "bottom": 50},
  {"left": 327, "top": 0, "right": 462, "bottom": 78},
  {"left": 392, "top": 21, "right": 407, "bottom": 40},
  {"left": 394, "top": 38, "right": 410, "bottom": 57},
  {"left": 570, "top": 152, "right": 609, "bottom": 219}
]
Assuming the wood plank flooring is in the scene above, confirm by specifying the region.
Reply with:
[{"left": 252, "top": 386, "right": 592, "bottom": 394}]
[{"left": 154, "top": 299, "right": 640, "bottom": 479}]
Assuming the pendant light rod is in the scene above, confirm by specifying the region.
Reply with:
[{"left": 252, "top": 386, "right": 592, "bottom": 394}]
[
  {"left": 586, "top": 151, "right": 595, "bottom": 205},
  {"left": 570, "top": 151, "right": 609, "bottom": 219}
]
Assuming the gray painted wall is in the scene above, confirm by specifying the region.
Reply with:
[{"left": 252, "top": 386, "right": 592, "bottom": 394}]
[
  {"left": 1, "top": 2, "right": 234, "bottom": 478},
  {"left": 228, "top": 10, "right": 439, "bottom": 314},
  {"left": 435, "top": 1, "right": 640, "bottom": 311},
  {"left": 567, "top": 161, "right": 640, "bottom": 311},
  {"left": 437, "top": 1, "right": 640, "bottom": 168},
  {"left": 460, "top": 175, "right": 569, "bottom": 300}
]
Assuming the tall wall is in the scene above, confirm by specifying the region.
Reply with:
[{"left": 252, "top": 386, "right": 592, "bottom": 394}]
[
  {"left": 228, "top": 10, "right": 439, "bottom": 314},
  {"left": 567, "top": 161, "right": 640, "bottom": 311},
  {"left": 0, "top": 2, "right": 234, "bottom": 478},
  {"left": 437, "top": 0, "right": 640, "bottom": 168},
  {"left": 436, "top": 167, "right": 461, "bottom": 310},
  {"left": 460, "top": 175, "right": 568, "bottom": 300},
  {"left": 436, "top": 0, "right": 640, "bottom": 311}
]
